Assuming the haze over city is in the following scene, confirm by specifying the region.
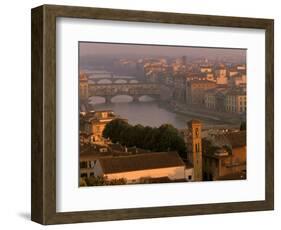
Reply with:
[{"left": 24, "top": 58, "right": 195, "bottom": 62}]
[
  {"left": 79, "top": 42, "right": 247, "bottom": 186},
  {"left": 80, "top": 42, "right": 246, "bottom": 61}
]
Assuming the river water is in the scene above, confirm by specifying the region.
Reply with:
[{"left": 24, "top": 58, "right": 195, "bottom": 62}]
[
  {"left": 89, "top": 96, "right": 233, "bottom": 129},
  {"left": 87, "top": 72, "right": 236, "bottom": 129}
]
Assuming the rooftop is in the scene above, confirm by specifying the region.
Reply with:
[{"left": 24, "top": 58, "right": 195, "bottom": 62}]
[
  {"left": 98, "top": 152, "right": 185, "bottom": 174},
  {"left": 189, "top": 79, "right": 217, "bottom": 85},
  {"left": 212, "top": 130, "right": 246, "bottom": 149}
]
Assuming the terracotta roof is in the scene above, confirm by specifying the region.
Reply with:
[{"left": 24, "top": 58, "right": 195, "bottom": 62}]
[
  {"left": 213, "top": 131, "right": 246, "bottom": 149},
  {"left": 99, "top": 152, "right": 185, "bottom": 174},
  {"left": 189, "top": 79, "right": 216, "bottom": 84}
]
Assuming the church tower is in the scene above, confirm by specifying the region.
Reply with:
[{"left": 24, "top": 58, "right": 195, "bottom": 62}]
[{"left": 186, "top": 120, "right": 203, "bottom": 181}]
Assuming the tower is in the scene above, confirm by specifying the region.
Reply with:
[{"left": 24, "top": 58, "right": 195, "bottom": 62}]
[
  {"left": 79, "top": 72, "right": 89, "bottom": 111},
  {"left": 187, "top": 120, "right": 203, "bottom": 181}
]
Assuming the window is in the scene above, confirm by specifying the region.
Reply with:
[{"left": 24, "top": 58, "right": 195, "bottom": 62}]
[
  {"left": 188, "top": 175, "right": 192, "bottom": 180},
  {"left": 195, "top": 143, "right": 200, "bottom": 152},
  {"left": 195, "top": 128, "right": 199, "bottom": 138},
  {"left": 81, "top": 173, "right": 87, "bottom": 178},
  {"left": 80, "top": 161, "right": 87, "bottom": 169},
  {"left": 90, "top": 161, "right": 96, "bottom": 168}
]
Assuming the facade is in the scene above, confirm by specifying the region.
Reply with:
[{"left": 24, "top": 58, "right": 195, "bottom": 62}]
[
  {"left": 204, "top": 87, "right": 228, "bottom": 111},
  {"left": 215, "top": 67, "right": 228, "bottom": 85},
  {"left": 186, "top": 72, "right": 215, "bottom": 82},
  {"left": 203, "top": 131, "right": 246, "bottom": 180},
  {"left": 225, "top": 88, "right": 247, "bottom": 113},
  {"left": 92, "top": 152, "right": 190, "bottom": 183},
  {"left": 174, "top": 74, "right": 187, "bottom": 103},
  {"left": 200, "top": 66, "right": 212, "bottom": 73},
  {"left": 204, "top": 90, "right": 217, "bottom": 110},
  {"left": 81, "top": 110, "right": 117, "bottom": 143},
  {"left": 228, "top": 68, "right": 238, "bottom": 77},
  {"left": 80, "top": 153, "right": 100, "bottom": 178},
  {"left": 228, "top": 73, "right": 246, "bottom": 87},
  {"left": 186, "top": 80, "right": 217, "bottom": 105}
]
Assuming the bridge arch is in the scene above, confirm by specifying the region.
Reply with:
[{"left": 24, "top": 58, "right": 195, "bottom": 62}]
[
  {"left": 129, "top": 79, "right": 139, "bottom": 84},
  {"left": 111, "top": 95, "right": 134, "bottom": 103},
  {"left": 97, "top": 79, "right": 112, "bottom": 84},
  {"left": 138, "top": 95, "right": 156, "bottom": 102},
  {"left": 88, "top": 96, "right": 106, "bottom": 105},
  {"left": 114, "top": 79, "right": 128, "bottom": 84}
]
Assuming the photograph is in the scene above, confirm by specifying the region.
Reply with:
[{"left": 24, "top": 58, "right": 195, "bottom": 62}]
[
  {"left": 79, "top": 42, "right": 247, "bottom": 187},
  {"left": 29, "top": 4, "right": 274, "bottom": 224}
]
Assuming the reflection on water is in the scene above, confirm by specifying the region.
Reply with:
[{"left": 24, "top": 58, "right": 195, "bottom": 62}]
[{"left": 89, "top": 96, "right": 226, "bottom": 129}]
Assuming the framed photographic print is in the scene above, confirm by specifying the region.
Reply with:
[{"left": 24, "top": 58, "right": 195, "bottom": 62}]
[{"left": 31, "top": 4, "right": 274, "bottom": 225}]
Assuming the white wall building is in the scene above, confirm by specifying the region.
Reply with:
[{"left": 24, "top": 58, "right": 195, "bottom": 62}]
[{"left": 92, "top": 152, "right": 193, "bottom": 183}]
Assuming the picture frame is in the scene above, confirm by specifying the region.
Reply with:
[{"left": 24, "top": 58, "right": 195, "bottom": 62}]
[{"left": 31, "top": 4, "right": 274, "bottom": 225}]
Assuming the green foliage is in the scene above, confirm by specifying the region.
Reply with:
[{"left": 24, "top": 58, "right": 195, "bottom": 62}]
[
  {"left": 85, "top": 176, "right": 127, "bottom": 186},
  {"left": 103, "top": 119, "right": 186, "bottom": 155}
]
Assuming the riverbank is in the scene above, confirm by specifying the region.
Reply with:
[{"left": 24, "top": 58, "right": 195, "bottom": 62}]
[{"left": 159, "top": 100, "right": 243, "bottom": 128}]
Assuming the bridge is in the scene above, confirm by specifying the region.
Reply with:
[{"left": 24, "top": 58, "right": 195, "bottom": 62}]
[
  {"left": 79, "top": 72, "right": 162, "bottom": 110},
  {"left": 89, "top": 83, "right": 160, "bottom": 103},
  {"left": 86, "top": 71, "right": 139, "bottom": 84},
  {"left": 89, "top": 78, "right": 139, "bottom": 84},
  {"left": 80, "top": 81, "right": 160, "bottom": 107}
]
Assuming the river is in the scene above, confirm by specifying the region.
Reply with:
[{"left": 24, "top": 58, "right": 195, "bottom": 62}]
[
  {"left": 89, "top": 96, "right": 235, "bottom": 129},
  {"left": 86, "top": 71, "right": 237, "bottom": 129}
]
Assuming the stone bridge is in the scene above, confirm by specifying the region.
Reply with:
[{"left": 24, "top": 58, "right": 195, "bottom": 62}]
[
  {"left": 89, "top": 78, "right": 139, "bottom": 84},
  {"left": 80, "top": 82, "right": 161, "bottom": 105}
]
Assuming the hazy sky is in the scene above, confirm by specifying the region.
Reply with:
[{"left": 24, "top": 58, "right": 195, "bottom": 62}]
[{"left": 79, "top": 42, "right": 246, "bottom": 59}]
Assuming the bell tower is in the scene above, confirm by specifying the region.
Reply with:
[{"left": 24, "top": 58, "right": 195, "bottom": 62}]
[{"left": 187, "top": 120, "right": 202, "bottom": 181}]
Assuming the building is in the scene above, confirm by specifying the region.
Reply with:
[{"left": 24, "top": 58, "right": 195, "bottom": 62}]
[
  {"left": 81, "top": 110, "right": 118, "bottom": 143},
  {"left": 215, "top": 66, "right": 228, "bottom": 85},
  {"left": 184, "top": 120, "right": 203, "bottom": 181},
  {"left": 186, "top": 80, "right": 217, "bottom": 105},
  {"left": 225, "top": 88, "right": 247, "bottom": 114},
  {"left": 203, "top": 131, "right": 246, "bottom": 180},
  {"left": 228, "top": 68, "right": 238, "bottom": 77},
  {"left": 91, "top": 152, "right": 193, "bottom": 183},
  {"left": 204, "top": 89, "right": 217, "bottom": 110},
  {"left": 200, "top": 65, "right": 212, "bottom": 73},
  {"left": 79, "top": 132, "right": 92, "bottom": 146},
  {"left": 204, "top": 87, "right": 228, "bottom": 111},
  {"left": 228, "top": 73, "right": 246, "bottom": 87},
  {"left": 174, "top": 74, "right": 188, "bottom": 103},
  {"left": 236, "top": 64, "right": 246, "bottom": 71}
]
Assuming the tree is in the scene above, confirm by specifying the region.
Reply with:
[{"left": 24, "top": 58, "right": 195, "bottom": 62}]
[
  {"left": 103, "top": 120, "right": 186, "bottom": 156},
  {"left": 103, "top": 119, "right": 129, "bottom": 143}
]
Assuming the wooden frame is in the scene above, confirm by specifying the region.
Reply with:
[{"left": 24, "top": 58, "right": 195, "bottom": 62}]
[{"left": 31, "top": 4, "right": 274, "bottom": 225}]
